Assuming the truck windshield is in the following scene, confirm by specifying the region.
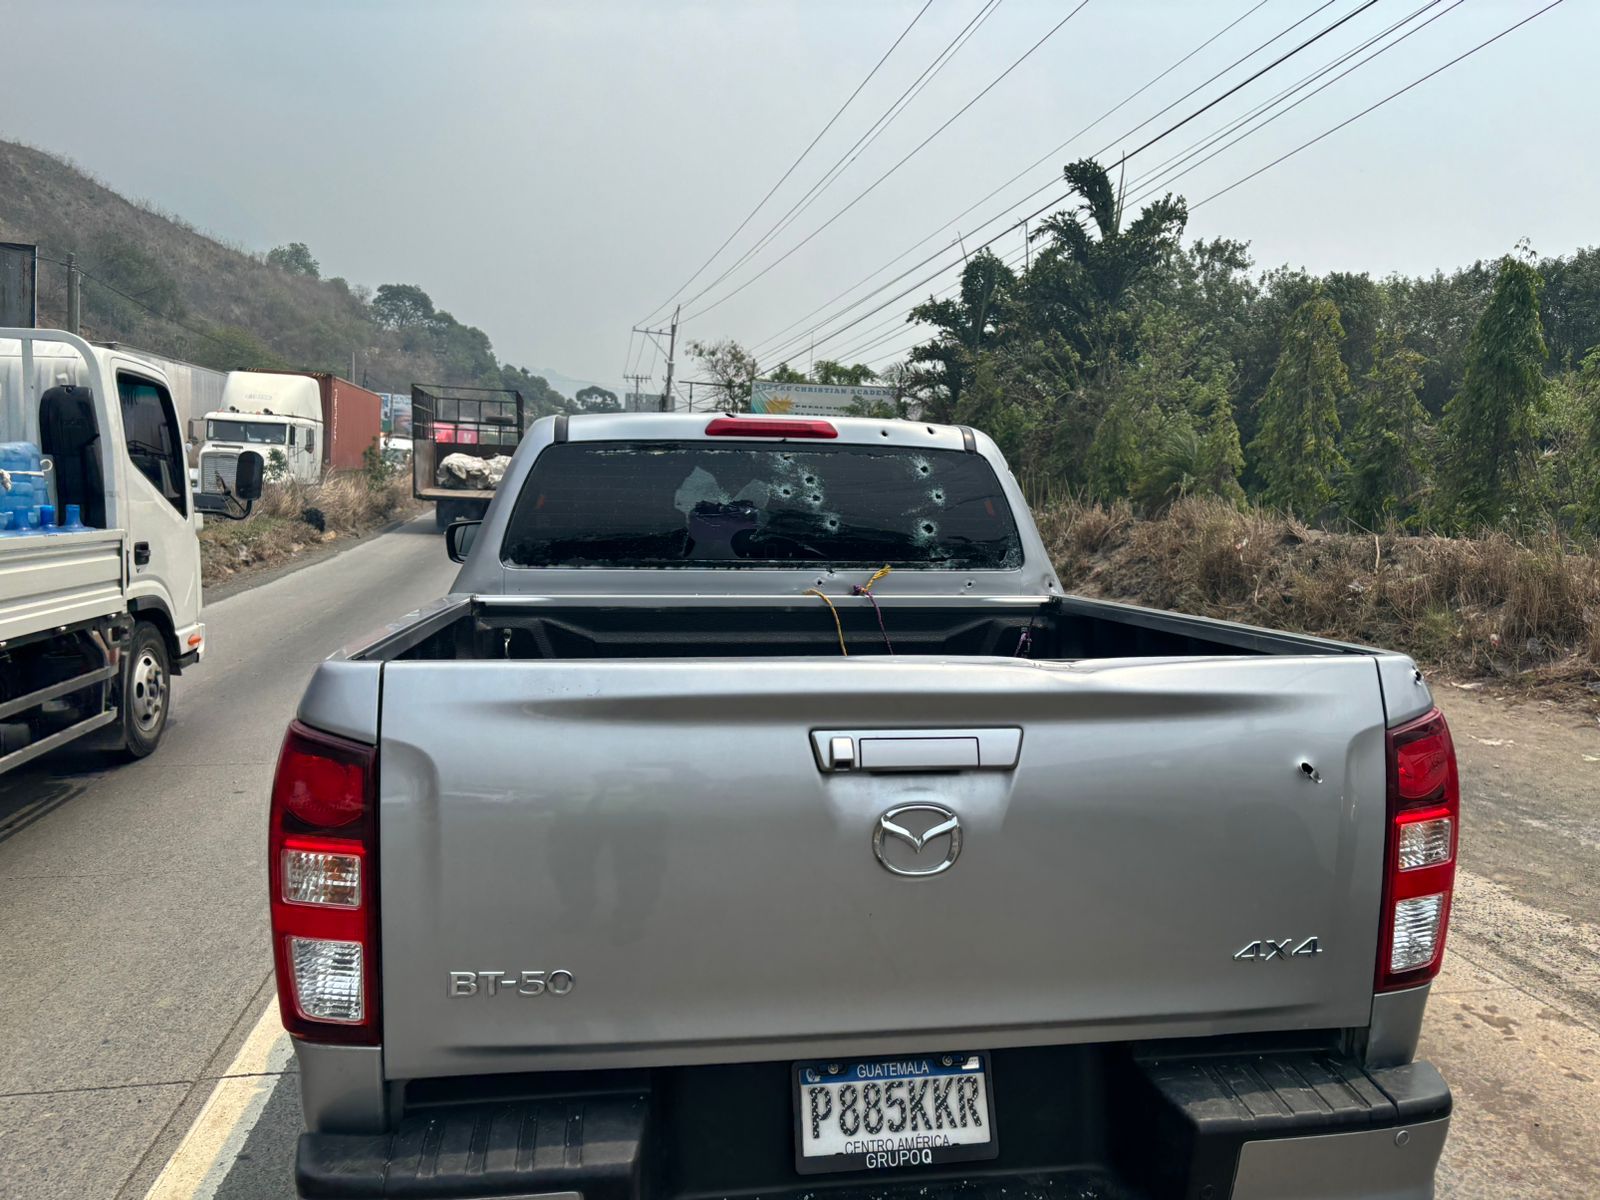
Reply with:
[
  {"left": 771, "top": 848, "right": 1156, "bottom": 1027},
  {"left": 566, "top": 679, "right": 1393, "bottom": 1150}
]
[
  {"left": 502, "top": 441, "right": 1024, "bottom": 569},
  {"left": 208, "top": 419, "right": 286, "bottom": 444}
]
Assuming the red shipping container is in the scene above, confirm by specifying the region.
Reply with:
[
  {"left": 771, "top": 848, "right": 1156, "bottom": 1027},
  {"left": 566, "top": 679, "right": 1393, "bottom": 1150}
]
[{"left": 305, "top": 375, "right": 383, "bottom": 472}]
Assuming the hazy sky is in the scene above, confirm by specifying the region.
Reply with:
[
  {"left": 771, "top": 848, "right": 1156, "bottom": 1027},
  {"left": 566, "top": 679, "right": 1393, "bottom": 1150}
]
[{"left": 2, "top": 0, "right": 1594, "bottom": 393}]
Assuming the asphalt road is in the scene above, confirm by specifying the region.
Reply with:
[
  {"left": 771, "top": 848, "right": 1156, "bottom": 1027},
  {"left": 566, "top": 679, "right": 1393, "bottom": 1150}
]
[{"left": 0, "top": 521, "right": 1595, "bottom": 1198}]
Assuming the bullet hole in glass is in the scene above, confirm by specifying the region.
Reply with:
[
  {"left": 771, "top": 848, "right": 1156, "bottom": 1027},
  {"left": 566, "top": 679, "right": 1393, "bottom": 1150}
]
[
  {"left": 930, "top": 488, "right": 945, "bottom": 504},
  {"left": 824, "top": 516, "right": 840, "bottom": 532},
  {"left": 777, "top": 485, "right": 794, "bottom": 498},
  {"left": 808, "top": 493, "right": 823, "bottom": 505},
  {"left": 802, "top": 474, "right": 817, "bottom": 486}
]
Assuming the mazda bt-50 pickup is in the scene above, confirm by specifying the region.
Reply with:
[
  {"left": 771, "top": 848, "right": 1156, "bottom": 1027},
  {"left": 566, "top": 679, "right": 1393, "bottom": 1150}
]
[{"left": 271, "top": 412, "right": 1457, "bottom": 1200}]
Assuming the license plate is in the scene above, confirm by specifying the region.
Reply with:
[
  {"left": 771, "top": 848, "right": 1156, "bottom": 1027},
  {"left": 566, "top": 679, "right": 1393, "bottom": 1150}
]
[{"left": 792, "top": 1052, "right": 998, "bottom": 1175}]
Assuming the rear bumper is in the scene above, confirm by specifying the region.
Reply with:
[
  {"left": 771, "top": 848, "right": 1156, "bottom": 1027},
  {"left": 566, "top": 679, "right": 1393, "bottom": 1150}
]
[{"left": 295, "top": 1048, "right": 1449, "bottom": 1200}]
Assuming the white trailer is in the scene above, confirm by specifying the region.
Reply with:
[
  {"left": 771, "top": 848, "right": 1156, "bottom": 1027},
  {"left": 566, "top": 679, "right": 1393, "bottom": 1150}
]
[{"left": 0, "top": 328, "right": 260, "bottom": 773}]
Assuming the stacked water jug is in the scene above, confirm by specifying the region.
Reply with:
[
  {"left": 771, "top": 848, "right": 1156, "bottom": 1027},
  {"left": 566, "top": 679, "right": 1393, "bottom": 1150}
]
[{"left": 0, "top": 442, "right": 90, "bottom": 535}]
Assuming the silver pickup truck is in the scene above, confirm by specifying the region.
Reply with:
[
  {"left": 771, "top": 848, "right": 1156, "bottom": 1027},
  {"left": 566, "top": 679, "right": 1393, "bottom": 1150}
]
[{"left": 272, "top": 413, "right": 1458, "bottom": 1200}]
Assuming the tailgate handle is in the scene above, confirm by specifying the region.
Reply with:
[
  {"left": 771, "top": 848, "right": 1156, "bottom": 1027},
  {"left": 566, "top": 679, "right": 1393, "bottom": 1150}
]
[{"left": 813, "top": 728, "right": 1021, "bottom": 773}]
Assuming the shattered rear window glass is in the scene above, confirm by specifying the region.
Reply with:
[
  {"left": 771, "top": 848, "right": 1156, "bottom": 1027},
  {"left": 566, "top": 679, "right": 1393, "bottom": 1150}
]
[{"left": 501, "top": 441, "right": 1023, "bottom": 570}]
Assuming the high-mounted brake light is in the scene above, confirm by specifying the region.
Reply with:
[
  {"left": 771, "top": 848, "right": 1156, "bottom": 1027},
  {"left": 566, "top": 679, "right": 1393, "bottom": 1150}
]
[
  {"left": 1377, "top": 707, "right": 1458, "bottom": 991},
  {"left": 705, "top": 416, "right": 838, "bottom": 439},
  {"left": 269, "top": 721, "right": 380, "bottom": 1043}
]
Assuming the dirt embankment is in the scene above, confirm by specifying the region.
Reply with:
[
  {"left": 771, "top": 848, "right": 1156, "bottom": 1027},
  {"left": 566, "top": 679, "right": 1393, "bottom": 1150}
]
[
  {"left": 1037, "top": 497, "right": 1600, "bottom": 707},
  {"left": 200, "top": 473, "right": 420, "bottom": 588}
]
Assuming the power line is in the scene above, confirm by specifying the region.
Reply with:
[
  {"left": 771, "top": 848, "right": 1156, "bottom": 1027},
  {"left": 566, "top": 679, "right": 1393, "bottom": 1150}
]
[
  {"left": 636, "top": 0, "right": 937, "bottom": 327},
  {"left": 1119, "top": 0, "right": 1450, "bottom": 199},
  {"left": 1116, "top": 0, "right": 1380, "bottom": 162},
  {"left": 1121, "top": 0, "right": 1462, "bottom": 211},
  {"left": 753, "top": 0, "right": 1379, "bottom": 367},
  {"left": 683, "top": 0, "right": 1096, "bottom": 324},
  {"left": 37, "top": 253, "right": 242, "bottom": 352},
  {"left": 850, "top": 0, "right": 1569, "bottom": 371},
  {"left": 673, "top": 0, "right": 1007, "bottom": 321},
  {"left": 1191, "top": 0, "right": 1567, "bottom": 209},
  {"left": 748, "top": 0, "right": 1277, "bottom": 360},
  {"left": 709, "top": 0, "right": 1004, "bottom": 299}
]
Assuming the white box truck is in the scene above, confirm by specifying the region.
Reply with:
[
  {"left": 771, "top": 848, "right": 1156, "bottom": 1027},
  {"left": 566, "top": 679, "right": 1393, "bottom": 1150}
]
[{"left": 0, "top": 328, "right": 261, "bottom": 772}]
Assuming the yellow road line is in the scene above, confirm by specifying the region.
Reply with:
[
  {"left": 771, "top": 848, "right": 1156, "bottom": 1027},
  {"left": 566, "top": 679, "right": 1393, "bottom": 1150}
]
[{"left": 143, "top": 998, "right": 290, "bottom": 1200}]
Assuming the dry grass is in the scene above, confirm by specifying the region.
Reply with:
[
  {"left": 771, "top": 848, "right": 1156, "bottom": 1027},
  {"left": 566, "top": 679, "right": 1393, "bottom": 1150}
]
[
  {"left": 199, "top": 472, "right": 417, "bottom": 586},
  {"left": 1039, "top": 496, "right": 1600, "bottom": 698}
]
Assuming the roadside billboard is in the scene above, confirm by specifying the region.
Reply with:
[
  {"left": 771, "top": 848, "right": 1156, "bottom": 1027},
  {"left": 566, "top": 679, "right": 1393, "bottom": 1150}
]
[
  {"left": 380, "top": 392, "right": 413, "bottom": 435},
  {"left": 750, "top": 380, "right": 899, "bottom": 416}
]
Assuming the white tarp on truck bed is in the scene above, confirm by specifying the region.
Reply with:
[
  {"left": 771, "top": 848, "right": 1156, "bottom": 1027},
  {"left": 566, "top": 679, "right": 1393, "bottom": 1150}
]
[{"left": 436, "top": 453, "right": 512, "bottom": 490}]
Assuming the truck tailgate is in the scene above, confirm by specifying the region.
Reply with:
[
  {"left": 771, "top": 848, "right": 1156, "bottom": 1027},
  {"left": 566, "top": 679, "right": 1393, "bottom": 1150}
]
[{"left": 377, "top": 655, "right": 1387, "bottom": 1080}]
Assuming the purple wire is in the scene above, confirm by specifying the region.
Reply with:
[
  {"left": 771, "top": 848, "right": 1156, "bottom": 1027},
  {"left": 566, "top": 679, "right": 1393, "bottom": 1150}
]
[{"left": 852, "top": 585, "right": 895, "bottom": 654}]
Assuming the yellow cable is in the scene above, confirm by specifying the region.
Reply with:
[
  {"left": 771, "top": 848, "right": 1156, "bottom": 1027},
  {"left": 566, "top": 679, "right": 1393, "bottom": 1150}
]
[
  {"left": 863, "top": 564, "right": 893, "bottom": 591},
  {"left": 804, "top": 588, "right": 848, "bottom": 656}
]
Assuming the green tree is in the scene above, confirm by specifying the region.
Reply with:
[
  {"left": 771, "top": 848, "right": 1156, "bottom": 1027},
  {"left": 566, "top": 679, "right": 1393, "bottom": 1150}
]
[
  {"left": 1024, "top": 159, "right": 1187, "bottom": 385},
  {"left": 1343, "top": 326, "right": 1430, "bottom": 525},
  {"left": 575, "top": 385, "right": 620, "bottom": 412},
  {"left": 266, "top": 242, "right": 320, "bottom": 277},
  {"left": 909, "top": 249, "right": 1015, "bottom": 418},
  {"left": 687, "top": 338, "right": 759, "bottom": 411},
  {"left": 1533, "top": 351, "right": 1600, "bottom": 529},
  {"left": 1196, "top": 389, "right": 1246, "bottom": 505},
  {"left": 1538, "top": 246, "right": 1600, "bottom": 369},
  {"left": 1434, "top": 257, "right": 1546, "bottom": 528},
  {"left": 1248, "top": 293, "right": 1348, "bottom": 514},
  {"left": 371, "top": 283, "right": 436, "bottom": 329},
  {"left": 85, "top": 233, "right": 186, "bottom": 329},
  {"left": 766, "top": 362, "right": 808, "bottom": 383},
  {"left": 1581, "top": 349, "right": 1600, "bottom": 528},
  {"left": 811, "top": 359, "right": 877, "bottom": 386},
  {"left": 185, "top": 325, "right": 289, "bottom": 372}
]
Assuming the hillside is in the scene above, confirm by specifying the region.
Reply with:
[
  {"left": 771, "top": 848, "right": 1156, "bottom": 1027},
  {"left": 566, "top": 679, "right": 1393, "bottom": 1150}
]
[{"left": 0, "top": 139, "right": 571, "bottom": 409}]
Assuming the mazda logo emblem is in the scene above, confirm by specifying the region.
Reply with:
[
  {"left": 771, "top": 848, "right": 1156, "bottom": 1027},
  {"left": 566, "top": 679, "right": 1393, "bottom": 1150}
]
[{"left": 873, "top": 803, "right": 962, "bottom": 877}]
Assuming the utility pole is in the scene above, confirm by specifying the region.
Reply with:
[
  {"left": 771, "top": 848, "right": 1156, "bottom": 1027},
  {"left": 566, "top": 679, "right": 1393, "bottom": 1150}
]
[
  {"left": 624, "top": 373, "right": 652, "bottom": 413},
  {"left": 66, "top": 253, "right": 80, "bottom": 335},
  {"left": 661, "top": 305, "right": 678, "bottom": 413},
  {"left": 1022, "top": 219, "right": 1030, "bottom": 271},
  {"left": 632, "top": 305, "right": 679, "bottom": 413}
]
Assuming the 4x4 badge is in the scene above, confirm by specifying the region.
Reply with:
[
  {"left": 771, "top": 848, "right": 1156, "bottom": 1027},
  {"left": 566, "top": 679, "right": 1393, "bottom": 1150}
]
[{"left": 1234, "top": 937, "right": 1323, "bottom": 961}]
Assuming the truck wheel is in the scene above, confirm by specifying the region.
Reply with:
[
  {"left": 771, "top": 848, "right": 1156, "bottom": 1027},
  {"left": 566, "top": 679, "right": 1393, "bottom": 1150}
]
[{"left": 119, "top": 622, "right": 171, "bottom": 759}]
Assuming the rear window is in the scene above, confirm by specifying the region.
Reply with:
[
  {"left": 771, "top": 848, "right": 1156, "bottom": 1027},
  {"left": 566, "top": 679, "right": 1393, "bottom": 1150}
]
[{"left": 501, "top": 441, "right": 1023, "bottom": 570}]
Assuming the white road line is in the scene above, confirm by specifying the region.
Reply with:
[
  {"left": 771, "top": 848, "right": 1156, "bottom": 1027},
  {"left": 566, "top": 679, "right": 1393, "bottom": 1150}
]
[{"left": 143, "top": 998, "right": 291, "bottom": 1200}]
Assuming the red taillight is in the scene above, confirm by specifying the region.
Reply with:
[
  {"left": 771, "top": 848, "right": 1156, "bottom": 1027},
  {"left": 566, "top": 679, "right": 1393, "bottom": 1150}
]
[
  {"left": 1377, "top": 707, "right": 1458, "bottom": 992},
  {"left": 269, "top": 721, "right": 380, "bottom": 1044},
  {"left": 704, "top": 416, "right": 838, "bottom": 439}
]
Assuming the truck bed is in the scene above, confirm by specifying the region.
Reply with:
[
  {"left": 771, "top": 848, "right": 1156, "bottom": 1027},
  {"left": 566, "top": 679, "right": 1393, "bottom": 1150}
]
[
  {"left": 364, "top": 592, "right": 1371, "bottom": 663},
  {"left": 0, "top": 528, "right": 125, "bottom": 644}
]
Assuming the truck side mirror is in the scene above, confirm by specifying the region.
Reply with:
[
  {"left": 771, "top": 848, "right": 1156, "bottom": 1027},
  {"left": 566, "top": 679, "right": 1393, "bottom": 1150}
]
[
  {"left": 445, "top": 519, "right": 481, "bottom": 564},
  {"left": 234, "top": 450, "right": 264, "bottom": 501}
]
